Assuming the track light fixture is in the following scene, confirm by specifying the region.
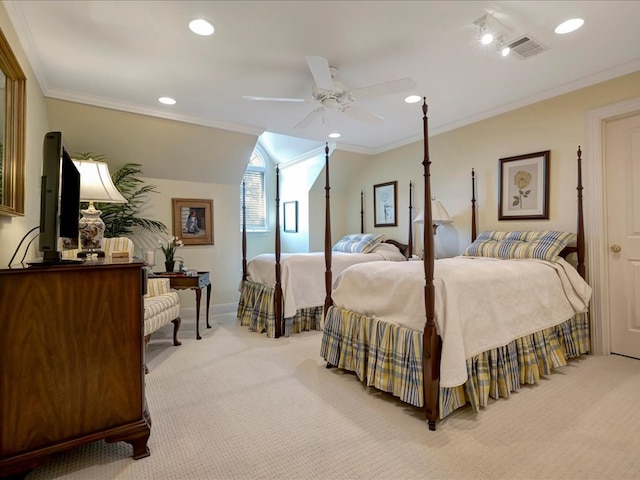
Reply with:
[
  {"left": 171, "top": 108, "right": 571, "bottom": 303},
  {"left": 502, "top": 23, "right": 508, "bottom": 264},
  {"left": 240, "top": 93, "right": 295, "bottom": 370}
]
[{"left": 473, "top": 14, "right": 512, "bottom": 57}]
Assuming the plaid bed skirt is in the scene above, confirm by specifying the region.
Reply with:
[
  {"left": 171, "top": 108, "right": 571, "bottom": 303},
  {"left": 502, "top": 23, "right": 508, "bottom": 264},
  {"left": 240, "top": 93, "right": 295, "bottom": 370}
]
[
  {"left": 237, "top": 280, "right": 323, "bottom": 338},
  {"left": 320, "top": 305, "right": 590, "bottom": 419}
]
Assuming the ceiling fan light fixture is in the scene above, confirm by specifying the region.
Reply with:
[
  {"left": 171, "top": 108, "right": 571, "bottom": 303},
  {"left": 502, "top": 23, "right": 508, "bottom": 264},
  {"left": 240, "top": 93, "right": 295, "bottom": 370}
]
[{"left": 322, "top": 97, "right": 339, "bottom": 109}]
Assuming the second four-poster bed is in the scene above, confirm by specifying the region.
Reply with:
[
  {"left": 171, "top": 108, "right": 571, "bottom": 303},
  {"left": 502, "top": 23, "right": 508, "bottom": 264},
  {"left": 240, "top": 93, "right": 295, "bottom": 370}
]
[
  {"left": 320, "top": 99, "right": 591, "bottom": 430},
  {"left": 238, "top": 144, "right": 411, "bottom": 338}
]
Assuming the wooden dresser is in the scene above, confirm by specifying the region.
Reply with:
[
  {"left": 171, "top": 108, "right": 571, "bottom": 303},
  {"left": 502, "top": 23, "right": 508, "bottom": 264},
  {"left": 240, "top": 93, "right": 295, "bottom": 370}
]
[{"left": 0, "top": 259, "right": 151, "bottom": 478}]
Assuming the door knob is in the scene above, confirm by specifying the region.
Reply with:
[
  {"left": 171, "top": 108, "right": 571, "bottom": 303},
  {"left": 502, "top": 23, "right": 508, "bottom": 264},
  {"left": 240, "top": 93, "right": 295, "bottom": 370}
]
[{"left": 610, "top": 244, "right": 622, "bottom": 253}]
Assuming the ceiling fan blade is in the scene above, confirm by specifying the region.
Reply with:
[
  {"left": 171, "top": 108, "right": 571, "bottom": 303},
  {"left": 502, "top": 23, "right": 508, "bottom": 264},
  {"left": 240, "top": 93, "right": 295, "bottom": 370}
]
[
  {"left": 294, "top": 107, "right": 324, "bottom": 129},
  {"left": 349, "top": 77, "right": 417, "bottom": 101},
  {"left": 342, "top": 105, "right": 384, "bottom": 125},
  {"left": 305, "top": 56, "right": 334, "bottom": 91},
  {"left": 242, "top": 95, "right": 306, "bottom": 103}
]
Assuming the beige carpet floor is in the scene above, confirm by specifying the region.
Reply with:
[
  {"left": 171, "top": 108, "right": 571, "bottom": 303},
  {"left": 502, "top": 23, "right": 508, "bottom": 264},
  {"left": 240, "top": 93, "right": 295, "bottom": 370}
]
[{"left": 26, "top": 307, "right": 640, "bottom": 480}]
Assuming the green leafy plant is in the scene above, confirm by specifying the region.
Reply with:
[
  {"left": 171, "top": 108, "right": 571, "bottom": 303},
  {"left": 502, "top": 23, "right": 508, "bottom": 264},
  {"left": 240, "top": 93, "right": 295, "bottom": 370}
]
[{"left": 75, "top": 153, "right": 167, "bottom": 237}]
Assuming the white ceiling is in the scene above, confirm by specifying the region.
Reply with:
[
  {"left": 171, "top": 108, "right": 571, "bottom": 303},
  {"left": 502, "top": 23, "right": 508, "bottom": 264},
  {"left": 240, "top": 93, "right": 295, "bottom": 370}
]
[{"left": 5, "top": 1, "right": 640, "bottom": 157}]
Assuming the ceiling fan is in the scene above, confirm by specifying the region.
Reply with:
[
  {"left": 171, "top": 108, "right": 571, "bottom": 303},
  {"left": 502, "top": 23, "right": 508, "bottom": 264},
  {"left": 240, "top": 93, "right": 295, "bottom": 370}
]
[{"left": 243, "top": 56, "right": 417, "bottom": 129}]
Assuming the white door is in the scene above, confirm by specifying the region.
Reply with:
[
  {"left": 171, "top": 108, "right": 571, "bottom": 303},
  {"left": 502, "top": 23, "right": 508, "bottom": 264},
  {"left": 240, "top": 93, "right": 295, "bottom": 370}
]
[{"left": 605, "top": 112, "right": 640, "bottom": 359}]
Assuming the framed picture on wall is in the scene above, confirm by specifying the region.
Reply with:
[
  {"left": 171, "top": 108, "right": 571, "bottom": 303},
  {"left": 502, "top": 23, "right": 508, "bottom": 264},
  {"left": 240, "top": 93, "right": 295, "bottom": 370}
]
[
  {"left": 172, "top": 198, "right": 214, "bottom": 245},
  {"left": 283, "top": 201, "right": 298, "bottom": 233},
  {"left": 373, "top": 181, "right": 397, "bottom": 227},
  {"left": 498, "top": 151, "right": 550, "bottom": 220}
]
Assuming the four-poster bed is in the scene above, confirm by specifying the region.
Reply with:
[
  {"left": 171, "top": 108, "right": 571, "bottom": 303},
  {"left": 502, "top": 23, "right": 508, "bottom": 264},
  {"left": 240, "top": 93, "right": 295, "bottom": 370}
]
[
  {"left": 320, "top": 99, "right": 591, "bottom": 430},
  {"left": 238, "top": 144, "right": 411, "bottom": 338}
]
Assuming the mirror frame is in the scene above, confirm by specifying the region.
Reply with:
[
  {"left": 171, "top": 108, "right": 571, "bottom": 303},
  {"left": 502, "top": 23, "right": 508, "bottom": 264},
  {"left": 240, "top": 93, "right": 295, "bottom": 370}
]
[{"left": 0, "top": 27, "right": 26, "bottom": 216}]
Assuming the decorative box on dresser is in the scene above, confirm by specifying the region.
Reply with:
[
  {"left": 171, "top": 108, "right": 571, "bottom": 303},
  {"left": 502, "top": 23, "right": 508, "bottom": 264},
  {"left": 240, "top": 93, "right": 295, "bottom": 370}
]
[{"left": 0, "top": 259, "right": 151, "bottom": 479}]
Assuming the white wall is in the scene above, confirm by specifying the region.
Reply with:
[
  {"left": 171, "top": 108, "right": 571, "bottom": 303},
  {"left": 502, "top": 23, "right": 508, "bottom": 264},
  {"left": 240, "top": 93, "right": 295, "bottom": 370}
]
[{"left": 346, "top": 71, "right": 640, "bottom": 260}]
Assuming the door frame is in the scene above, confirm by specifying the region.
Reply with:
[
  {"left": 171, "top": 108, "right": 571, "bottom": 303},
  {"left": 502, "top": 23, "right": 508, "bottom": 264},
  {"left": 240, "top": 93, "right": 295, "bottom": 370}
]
[{"left": 585, "top": 95, "right": 640, "bottom": 355}]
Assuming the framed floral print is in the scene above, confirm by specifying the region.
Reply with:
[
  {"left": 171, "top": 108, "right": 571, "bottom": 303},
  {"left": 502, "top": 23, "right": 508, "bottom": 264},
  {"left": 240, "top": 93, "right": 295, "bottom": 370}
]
[{"left": 498, "top": 151, "right": 550, "bottom": 220}]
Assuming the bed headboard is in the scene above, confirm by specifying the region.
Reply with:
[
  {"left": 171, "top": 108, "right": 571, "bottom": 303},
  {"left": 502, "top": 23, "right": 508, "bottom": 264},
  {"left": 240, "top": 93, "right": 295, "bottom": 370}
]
[{"left": 384, "top": 239, "right": 411, "bottom": 259}]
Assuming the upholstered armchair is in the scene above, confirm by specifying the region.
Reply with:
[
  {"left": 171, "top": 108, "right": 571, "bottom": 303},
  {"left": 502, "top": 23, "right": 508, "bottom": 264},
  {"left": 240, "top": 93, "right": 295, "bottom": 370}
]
[{"left": 144, "top": 277, "right": 181, "bottom": 372}]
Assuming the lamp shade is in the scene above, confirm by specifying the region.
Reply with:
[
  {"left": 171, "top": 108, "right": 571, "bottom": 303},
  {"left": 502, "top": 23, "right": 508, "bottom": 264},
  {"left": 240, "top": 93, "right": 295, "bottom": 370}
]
[
  {"left": 72, "top": 159, "right": 127, "bottom": 203},
  {"left": 413, "top": 200, "right": 453, "bottom": 225}
]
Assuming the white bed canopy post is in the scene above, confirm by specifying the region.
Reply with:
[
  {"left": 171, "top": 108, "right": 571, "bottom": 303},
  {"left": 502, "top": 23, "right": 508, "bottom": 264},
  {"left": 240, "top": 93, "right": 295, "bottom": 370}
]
[{"left": 421, "top": 98, "right": 441, "bottom": 431}]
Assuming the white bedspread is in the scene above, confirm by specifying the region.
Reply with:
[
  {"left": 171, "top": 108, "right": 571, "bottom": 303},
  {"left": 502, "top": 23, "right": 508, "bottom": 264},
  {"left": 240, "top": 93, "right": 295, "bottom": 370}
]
[
  {"left": 331, "top": 256, "right": 592, "bottom": 388},
  {"left": 247, "top": 247, "right": 406, "bottom": 318}
]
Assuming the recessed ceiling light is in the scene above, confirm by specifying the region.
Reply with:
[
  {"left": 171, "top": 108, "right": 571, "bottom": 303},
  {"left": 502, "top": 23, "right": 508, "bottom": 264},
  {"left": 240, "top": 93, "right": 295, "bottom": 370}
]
[
  {"left": 328, "top": 133, "right": 341, "bottom": 139},
  {"left": 189, "top": 19, "right": 214, "bottom": 36},
  {"left": 404, "top": 95, "right": 421, "bottom": 104},
  {"left": 158, "top": 97, "right": 176, "bottom": 105},
  {"left": 555, "top": 18, "right": 584, "bottom": 34}
]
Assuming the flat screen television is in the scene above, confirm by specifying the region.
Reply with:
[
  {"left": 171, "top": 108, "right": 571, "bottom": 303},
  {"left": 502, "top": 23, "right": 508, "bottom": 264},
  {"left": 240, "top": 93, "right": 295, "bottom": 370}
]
[{"left": 31, "top": 131, "right": 82, "bottom": 265}]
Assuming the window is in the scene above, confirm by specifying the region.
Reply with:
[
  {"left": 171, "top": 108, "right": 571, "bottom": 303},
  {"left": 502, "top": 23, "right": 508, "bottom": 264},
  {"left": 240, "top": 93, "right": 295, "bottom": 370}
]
[{"left": 240, "top": 150, "right": 267, "bottom": 232}]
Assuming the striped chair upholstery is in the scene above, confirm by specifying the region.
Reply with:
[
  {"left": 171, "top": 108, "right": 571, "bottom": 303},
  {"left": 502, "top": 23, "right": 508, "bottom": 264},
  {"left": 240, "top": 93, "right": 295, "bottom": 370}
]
[
  {"left": 144, "top": 279, "right": 181, "bottom": 335},
  {"left": 143, "top": 278, "right": 181, "bottom": 373},
  {"left": 60, "top": 236, "right": 135, "bottom": 259}
]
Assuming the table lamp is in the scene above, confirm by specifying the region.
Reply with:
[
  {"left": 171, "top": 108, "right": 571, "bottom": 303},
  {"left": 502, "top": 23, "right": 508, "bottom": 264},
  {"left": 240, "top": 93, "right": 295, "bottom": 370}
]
[
  {"left": 72, "top": 158, "right": 127, "bottom": 257},
  {"left": 413, "top": 198, "right": 453, "bottom": 234}
]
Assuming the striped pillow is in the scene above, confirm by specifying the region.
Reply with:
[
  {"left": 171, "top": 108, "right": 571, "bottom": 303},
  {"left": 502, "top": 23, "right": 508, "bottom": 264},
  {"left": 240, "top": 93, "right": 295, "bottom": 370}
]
[
  {"left": 463, "top": 230, "right": 575, "bottom": 261},
  {"left": 333, "top": 233, "right": 385, "bottom": 254}
]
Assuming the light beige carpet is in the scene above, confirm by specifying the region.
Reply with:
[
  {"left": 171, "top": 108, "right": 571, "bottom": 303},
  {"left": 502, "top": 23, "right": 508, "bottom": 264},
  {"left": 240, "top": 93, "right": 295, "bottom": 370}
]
[{"left": 26, "top": 307, "right": 640, "bottom": 480}]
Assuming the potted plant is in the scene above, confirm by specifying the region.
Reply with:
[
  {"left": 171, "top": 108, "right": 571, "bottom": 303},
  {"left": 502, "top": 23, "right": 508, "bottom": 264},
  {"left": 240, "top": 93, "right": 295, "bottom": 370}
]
[
  {"left": 159, "top": 236, "right": 183, "bottom": 272},
  {"left": 74, "top": 153, "right": 167, "bottom": 237}
]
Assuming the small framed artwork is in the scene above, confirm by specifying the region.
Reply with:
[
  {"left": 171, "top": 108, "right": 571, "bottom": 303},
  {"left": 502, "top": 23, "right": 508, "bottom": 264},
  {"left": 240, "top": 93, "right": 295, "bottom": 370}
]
[
  {"left": 172, "top": 198, "right": 214, "bottom": 245},
  {"left": 283, "top": 201, "right": 298, "bottom": 233},
  {"left": 498, "top": 150, "right": 550, "bottom": 220},
  {"left": 374, "top": 181, "right": 398, "bottom": 227}
]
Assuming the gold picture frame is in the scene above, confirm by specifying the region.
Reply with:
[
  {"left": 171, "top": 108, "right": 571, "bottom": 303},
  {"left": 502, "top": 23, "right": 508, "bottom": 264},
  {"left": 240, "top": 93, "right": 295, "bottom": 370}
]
[{"left": 172, "top": 198, "right": 214, "bottom": 245}]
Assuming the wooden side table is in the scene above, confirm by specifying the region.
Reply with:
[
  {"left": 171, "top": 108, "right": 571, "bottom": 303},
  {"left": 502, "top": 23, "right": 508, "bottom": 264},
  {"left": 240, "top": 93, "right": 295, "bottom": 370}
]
[{"left": 153, "top": 271, "right": 211, "bottom": 340}]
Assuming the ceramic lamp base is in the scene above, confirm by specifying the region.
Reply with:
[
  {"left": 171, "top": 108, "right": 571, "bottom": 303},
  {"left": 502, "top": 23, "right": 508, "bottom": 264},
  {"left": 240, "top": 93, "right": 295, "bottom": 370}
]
[{"left": 79, "top": 202, "right": 105, "bottom": 254}]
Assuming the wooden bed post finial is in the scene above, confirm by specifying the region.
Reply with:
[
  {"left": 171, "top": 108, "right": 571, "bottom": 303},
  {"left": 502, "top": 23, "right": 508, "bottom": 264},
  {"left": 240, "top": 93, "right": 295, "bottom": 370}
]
[
  {"left": 576, "top": 146, "right": 585, "bottom": 278},
  {"left": 242, "top": 180, "right": 247, "bottom": 282},
  {"left": 471, "top": 169, "right": 477, "bottom": 243},
  {"left": 421, "top": 97, "right": 440, "bottom": 430},
  {"left": 274, "top": 165, "right": 283, "bottom": 338},
  {"left": 360, "top": 190, "right": 364, "bottom": 234},
  {"left": 408, "top": 181, "right": 413, "bottom": 259},
  {"left": 324, "top": 143, "right": 333, "bottom": 318}
]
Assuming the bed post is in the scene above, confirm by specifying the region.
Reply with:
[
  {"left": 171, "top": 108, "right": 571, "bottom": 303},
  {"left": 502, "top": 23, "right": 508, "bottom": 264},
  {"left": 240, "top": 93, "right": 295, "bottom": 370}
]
[
  {"left": 576, "top": 146, "right": 585, "bottom": 278},
  {"left": 408, "top": 181, "right": 413, "bottom": 259},
  {"left": 421, "top": 98, "right": 441, "bottom": 431},
  {"left": 324, "top": 143, "right": 333, "bottom": 318},
  {"left": 471, "top": 169, "right": 477, "bottom": 242},
  {"left": 360, "top": 190, "right": 364, "bottom": 234},
  {"left": 242, "top": 180, "right": 247, "bottom": 282},
  {"left": 274, "top": 166, "right": 283, "bottom": 338}
]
